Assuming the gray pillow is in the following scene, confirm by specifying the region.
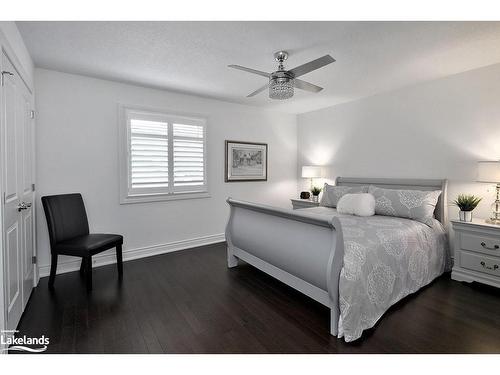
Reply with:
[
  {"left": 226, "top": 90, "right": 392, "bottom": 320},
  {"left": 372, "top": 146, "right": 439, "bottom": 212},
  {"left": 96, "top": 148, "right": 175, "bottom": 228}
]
[
  {"left": 368, "top": 185, "right": 441, "bottom": 226},
  {"left": 320, "top": 183, "right": 368, "bottom": 208}
]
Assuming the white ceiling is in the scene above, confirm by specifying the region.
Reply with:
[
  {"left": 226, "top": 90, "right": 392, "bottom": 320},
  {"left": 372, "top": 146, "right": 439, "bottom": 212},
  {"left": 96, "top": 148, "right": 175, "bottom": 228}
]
[{"left": 17, "top": 21, "right": 500, "bottom": 114}]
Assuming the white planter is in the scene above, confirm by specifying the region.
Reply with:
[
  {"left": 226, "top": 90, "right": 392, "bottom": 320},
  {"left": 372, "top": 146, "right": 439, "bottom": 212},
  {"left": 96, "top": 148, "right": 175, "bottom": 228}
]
[
  {"left": 312, "top": 195, "right": 319, "bottom": 203},
  {"left": 459, "top": 210, "right": 473, "bottom": 222}
]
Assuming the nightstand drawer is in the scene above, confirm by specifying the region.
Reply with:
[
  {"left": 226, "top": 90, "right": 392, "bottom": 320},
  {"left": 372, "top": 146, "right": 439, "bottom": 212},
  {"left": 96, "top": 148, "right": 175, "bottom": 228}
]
[
  {"left": 451, "top": 219, "right": 500, "bottom": 288},
  {"left": 460, "top": 251, "right": 500, "bottom": 277},
  {"left": 459, "top": 232, "right": 500, "bottom": 255}
]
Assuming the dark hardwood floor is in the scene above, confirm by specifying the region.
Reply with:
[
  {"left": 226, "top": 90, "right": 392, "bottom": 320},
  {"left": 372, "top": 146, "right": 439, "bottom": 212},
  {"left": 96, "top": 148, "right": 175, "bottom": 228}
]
[{"left": 14, "top": 243, "right": 500, "bottom": 354}]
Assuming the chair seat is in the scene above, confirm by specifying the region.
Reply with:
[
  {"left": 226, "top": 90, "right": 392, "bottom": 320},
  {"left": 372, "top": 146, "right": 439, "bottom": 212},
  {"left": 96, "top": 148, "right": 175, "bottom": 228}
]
[{"left": 54, "top": 233, "right": 123, "bottom": 256}]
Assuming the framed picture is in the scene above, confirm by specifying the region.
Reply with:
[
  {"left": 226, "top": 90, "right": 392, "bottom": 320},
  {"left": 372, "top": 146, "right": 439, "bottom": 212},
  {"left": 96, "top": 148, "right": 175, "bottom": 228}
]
[{"left": 225, "top": 140, "right": 268, "bottom": 182}]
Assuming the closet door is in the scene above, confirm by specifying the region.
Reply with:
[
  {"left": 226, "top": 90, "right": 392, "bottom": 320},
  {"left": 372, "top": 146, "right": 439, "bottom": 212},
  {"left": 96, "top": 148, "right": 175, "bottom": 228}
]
[
  {"left": 1, "top": 52, "right": 34, "bottom": 331},
  {"left": 19, "top": 74, "right": 34, "bottom": 309}
]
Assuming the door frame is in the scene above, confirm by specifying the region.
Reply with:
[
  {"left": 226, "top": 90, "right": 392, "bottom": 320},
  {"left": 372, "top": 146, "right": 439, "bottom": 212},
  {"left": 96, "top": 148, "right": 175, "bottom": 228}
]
[{"left": 0, "top": 29, "right": 36, "bottom": 346}]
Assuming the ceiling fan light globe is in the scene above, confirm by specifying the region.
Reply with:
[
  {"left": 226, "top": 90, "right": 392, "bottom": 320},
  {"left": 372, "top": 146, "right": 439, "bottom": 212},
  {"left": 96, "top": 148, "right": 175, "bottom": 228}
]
[{"left": 269, "top": 77, "right": 294, "bottom": 100}]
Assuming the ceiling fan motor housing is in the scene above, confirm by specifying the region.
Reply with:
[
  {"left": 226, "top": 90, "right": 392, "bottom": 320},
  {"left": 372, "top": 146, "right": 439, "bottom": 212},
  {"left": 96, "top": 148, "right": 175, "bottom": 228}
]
[{"left": 274, "top": 51, "right": 289, "bottom": 70}]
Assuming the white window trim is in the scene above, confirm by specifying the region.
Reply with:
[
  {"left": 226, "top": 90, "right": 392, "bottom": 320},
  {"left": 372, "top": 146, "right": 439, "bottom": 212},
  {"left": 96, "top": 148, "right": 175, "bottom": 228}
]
[{"left": 118, "top": 104, "right": 209, "bottom": 204}]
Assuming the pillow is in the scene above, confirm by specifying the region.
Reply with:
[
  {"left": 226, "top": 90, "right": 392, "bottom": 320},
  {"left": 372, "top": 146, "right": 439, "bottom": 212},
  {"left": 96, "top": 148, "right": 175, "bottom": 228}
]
[
  {"left": 337, "top": 193, "right": 376, "bottom": 217},
  {"left": 320, "top": 184, "right": 368, "bottom": 208},
  {"left": 368, "top": 185, "right": 442, "bottom": 226}
]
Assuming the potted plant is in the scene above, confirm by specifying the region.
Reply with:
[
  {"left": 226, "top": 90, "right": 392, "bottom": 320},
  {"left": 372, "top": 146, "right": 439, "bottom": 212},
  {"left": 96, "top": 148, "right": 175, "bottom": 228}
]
[
  {"left": 311, "top": 186, "right": 322, "bottom": 203},
  {"left": 452, "top": 194, "right": 482, "bottom": 222}
]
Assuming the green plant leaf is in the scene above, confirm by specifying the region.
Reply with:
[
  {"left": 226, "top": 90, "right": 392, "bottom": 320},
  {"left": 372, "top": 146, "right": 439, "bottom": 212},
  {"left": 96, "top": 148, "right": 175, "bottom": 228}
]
[
  {"left": 311, "top": 186, "right": 322, "bottom": 195},
  {"left": 451, "top": 194, "right": 482, "bottom": 211}
]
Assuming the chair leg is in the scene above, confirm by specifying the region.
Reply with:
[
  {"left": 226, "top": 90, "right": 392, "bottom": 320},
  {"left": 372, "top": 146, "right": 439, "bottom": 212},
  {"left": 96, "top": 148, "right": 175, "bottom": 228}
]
[
  {"left": 116, "top": 244, "right": 123, "bottom": 278},
  {"left": 48, "top": 254, "right": 58, "bottom": 289},
  {"left": 85, "top": 257, "right": 92, "bottom": 292},
  {"left": 80, "top": 258, "right": 86, "bottom": 276}
]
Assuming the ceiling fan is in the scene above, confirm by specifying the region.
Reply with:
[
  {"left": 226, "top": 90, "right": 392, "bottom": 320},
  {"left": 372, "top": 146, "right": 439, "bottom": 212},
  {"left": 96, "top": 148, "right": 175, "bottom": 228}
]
[{"left": 228, "top": 51, "right": 335, "bottom": 100}]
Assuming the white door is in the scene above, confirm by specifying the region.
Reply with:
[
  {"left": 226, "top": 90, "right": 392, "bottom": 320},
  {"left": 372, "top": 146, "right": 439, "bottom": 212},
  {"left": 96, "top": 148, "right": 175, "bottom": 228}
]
[
  {"left": 1, "top": 52, "right": 34, "bottom": 331},
  {"left": 19, "top": 71, "right": 34, "bottom": 309}
]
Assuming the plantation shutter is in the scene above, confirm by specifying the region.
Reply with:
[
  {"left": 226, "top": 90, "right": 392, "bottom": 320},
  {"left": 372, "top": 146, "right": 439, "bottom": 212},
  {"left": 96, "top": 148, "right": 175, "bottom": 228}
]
[
  {"left": 129, "top": 118, "right": 169, "bottom": 193},
  {"left": 125, "top": 108, "right": 207, "bottom": 200},
  {"left": 173, "top": 122, "right": 206, "bottom": 192}
]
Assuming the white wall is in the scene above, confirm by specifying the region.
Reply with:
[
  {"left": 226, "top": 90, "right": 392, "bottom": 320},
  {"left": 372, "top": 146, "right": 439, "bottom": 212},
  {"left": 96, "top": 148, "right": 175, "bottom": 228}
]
[
  {"left": 35, "top": 68, "right": 297, "bottom": 274},
  {"left": 298, "top": 63, "right": 500, "bottom": 226}
]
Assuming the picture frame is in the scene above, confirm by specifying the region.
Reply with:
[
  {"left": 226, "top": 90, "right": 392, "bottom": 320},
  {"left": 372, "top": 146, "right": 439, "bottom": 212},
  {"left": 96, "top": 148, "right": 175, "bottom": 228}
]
[{"left": 225, "top": 140, "right": 268, "bottom": 182}]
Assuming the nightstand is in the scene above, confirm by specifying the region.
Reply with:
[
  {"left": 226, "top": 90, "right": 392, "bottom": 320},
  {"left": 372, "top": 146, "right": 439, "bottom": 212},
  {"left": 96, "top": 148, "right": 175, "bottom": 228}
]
[
  {"left": 451, "top": 218, "right": 500, "bottom": 288},
  {"left": 291, "top": 198, "right": 320, "bottom": 209}
]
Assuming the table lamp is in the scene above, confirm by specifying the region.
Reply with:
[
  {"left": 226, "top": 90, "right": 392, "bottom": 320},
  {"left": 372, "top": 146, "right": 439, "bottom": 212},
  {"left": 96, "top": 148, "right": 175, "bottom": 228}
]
[
  {"left": 477, "top": 160, "right": 500, "bottom": 224},
  {"left": 301, "top": 166, "right": 322, "bottom": 190}
]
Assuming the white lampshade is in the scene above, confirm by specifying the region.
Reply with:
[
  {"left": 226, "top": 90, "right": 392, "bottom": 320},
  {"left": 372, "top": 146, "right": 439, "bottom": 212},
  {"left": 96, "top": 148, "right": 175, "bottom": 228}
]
[
  {"left": 477, "top": 161, "right": 500, "bottom": 183},
  {"left": 301, "top": 166, "right": 322, "bottom": 178}
]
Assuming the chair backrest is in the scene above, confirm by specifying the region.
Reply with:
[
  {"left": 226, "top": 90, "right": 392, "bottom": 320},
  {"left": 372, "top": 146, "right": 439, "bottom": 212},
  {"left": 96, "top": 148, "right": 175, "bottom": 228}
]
[{"left": 41, "top": 193, "right": 90, "bottom": 247}]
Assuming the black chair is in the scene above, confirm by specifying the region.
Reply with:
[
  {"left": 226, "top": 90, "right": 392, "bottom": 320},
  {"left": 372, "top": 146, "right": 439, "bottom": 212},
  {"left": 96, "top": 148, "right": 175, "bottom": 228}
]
[{"left": 41, "top": 193, "right": 123, "bottom": 291}]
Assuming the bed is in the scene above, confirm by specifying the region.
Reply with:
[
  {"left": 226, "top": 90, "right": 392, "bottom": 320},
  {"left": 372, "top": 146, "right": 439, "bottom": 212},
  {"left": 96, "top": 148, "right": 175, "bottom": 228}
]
[{"left": 225, "top": 177, "right": 450, "bottom": 342}]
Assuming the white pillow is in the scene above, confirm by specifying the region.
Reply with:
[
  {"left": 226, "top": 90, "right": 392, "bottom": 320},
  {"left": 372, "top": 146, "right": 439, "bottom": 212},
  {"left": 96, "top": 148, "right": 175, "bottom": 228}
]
[{"left": 336, "top": 193, "right": 375, "bottom": 217}]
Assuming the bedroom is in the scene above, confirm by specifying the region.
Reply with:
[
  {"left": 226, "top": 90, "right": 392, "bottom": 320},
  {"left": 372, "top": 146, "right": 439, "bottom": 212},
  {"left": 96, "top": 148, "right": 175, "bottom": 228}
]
[{"left": 1, "top": 0, "right": 500, "bottom": 370}]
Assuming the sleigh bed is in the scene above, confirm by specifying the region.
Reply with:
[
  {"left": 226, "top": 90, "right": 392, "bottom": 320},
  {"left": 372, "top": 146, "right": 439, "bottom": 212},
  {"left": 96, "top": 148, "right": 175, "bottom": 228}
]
[{"left": 225, "top": 177, "right": 449, "bottom": 342}]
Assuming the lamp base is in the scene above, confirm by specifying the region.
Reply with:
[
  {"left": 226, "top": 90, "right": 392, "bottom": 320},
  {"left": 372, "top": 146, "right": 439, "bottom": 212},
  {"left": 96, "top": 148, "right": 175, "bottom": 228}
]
[{"left": 487, "top": 184, "right": 500, "bottom": 225}]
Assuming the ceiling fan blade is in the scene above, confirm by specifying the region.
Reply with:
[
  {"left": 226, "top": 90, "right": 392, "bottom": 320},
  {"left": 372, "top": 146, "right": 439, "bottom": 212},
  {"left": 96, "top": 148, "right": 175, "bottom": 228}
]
[
  {"left": 228, "top": 64, "right": 270, "bottom": 78},
  {"left": 288, "top": 55, "right": 335, "bottom": 78},
  {"left": 247, "top": 83, "right": 269, "bottom": 97},
  {"left": 294, "top": 79, "right": 323, "bottom": 93}
]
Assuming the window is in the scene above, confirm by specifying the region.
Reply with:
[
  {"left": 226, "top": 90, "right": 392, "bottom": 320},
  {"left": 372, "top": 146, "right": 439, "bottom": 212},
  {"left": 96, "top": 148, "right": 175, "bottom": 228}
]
[{"left": 119, "top": 106, "right": 208, "bottom": 203}]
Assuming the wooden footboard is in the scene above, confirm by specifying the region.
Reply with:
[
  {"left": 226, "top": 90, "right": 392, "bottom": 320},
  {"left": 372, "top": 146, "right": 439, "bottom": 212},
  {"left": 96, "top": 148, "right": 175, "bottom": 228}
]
[{"left": 225, "top": 198, "right": 344, "bottom": 336}]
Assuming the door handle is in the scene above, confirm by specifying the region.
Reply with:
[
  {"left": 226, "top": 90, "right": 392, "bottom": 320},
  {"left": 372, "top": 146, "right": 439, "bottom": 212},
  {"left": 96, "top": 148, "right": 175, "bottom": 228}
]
[{"left": 17, "top": 202, "right": 31, "bottom": 212}]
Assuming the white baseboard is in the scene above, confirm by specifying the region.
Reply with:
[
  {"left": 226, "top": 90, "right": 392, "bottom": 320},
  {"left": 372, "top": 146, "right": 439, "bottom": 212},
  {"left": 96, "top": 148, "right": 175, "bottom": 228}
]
[{"left": 38, "top": 233, "right": 226, "bottom": 278}]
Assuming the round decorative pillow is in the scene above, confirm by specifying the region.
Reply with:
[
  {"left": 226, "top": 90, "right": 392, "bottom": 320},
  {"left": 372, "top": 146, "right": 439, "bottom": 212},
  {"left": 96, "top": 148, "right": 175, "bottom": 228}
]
[{"left": 336, "top": 193, "right": 376, "bottom": 217}]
